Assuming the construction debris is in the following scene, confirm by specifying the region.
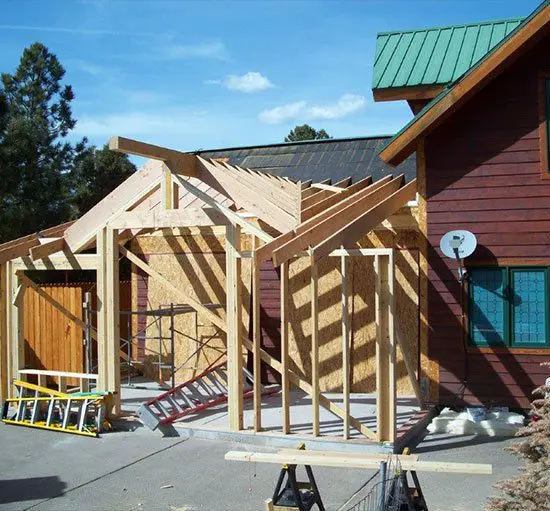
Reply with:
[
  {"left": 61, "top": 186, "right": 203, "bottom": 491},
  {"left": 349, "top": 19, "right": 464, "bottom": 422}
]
[{"left": 427, "top": 407, "right": 525, "bottom": 437}]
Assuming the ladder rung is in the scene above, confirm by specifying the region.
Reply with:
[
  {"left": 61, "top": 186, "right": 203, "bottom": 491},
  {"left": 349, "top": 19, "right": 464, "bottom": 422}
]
[{"left": 186, "top": 383, "right": 207, "bottom": 404}]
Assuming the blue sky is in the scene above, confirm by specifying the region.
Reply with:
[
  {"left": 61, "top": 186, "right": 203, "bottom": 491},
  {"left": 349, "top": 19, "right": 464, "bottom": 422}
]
[{"left": 0, "top": 0, "right": 542, "bottom": 152}]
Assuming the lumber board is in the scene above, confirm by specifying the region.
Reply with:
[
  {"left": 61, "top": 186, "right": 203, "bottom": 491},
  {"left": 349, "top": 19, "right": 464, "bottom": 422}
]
[
  {"left": 224, "top": 451, "right": 493, "bottom": 474},
  {"left": 310, "top": 257, "right": 320, "bottom": 436},
  {"left": 311, "top": 179, "right": 416, "bottom": 262},
  {"left": 272, "top": 177, "right": 403, "bottom": 266},
  {"left": 341, "top": 254, "right": 350, "bottom": 439},
  {"left": 252, "top": 239, "right": 262, "bottom": 432},
  {"left": 230, "top": 164, "right": 299, "bottom": 218},
  {"left": 254, "top": 177, "right": 393, "bottom": 263},
  {"left": 276, "top": 449, "right": 419, "bottom": 461},
  {"left": 301, "top": 176, "right": 373, "bottom": 221},
  {"left": 29, "top": 238, "right": 66, "bottom": 261},
  {"left": 12, "top": 254, "right": 99, "bottom": 271},
  {"left": 280, "top": 261, "right": 290, "bottom": 434},
  {"left": 64, "top": 161, "right": 163, "bottom": 252},
  {"left": 109, "top": 136, "right": 196, "bottom": 175},
  {"left": 122, "top": 246, "right": 376, "bottom": 439},
  {"left": 226, "top": 223, "right": 243, "bottom": 431},
  {"left": 106, "top": 227, "right": 121, "bottom": 415},
  {"left": 0, "top": 264, "right": 7, "bottom": 401},
  {"left": 375, "top": 254, "right": 396, "bottom": 443},
  {"left": 172, "top": 172, "right": 274, "bottom": 243},
  {"left": 196, "top": 157, "right": 296, "bottom": 233},
  {"left": 108, "top": 208, "right": 230, "bottom": 229}
]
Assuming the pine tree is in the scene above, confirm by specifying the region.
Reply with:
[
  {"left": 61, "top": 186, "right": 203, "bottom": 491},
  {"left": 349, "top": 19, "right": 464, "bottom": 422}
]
[
  {"left": 486, "top": 364, "right": 550, "bottom": 511},
  {"left": 70, "top": 144, "right": 136, "bottom": 216},
  {"left": 0, "top": 42, "right": 76, "bottom": 241},
  {"left": 284, "top": 124, "right": 331, "bottom": 142}
]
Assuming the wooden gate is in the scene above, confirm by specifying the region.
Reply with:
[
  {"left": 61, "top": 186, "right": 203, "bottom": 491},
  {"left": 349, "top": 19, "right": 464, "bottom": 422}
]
[{"left": 23, "top": 281, "right": 131, "bottom": 385}]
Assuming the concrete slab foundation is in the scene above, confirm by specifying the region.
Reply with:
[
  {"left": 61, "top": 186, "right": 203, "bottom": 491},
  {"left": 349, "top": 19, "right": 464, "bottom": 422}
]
[{"left": 118, "top": 378, "right": 426, "bottom": 453}]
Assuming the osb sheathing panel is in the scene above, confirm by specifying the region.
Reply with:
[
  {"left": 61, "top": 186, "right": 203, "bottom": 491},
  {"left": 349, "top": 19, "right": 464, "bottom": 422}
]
[
  {"left": 287, "top": 229, "right": 419, "bottom": 396},
  {"left": 130, "top": 232, "right": 251, "bottom": 383},
  {"left": 131, "top": 227, "right": 419, "bottom": 395}
]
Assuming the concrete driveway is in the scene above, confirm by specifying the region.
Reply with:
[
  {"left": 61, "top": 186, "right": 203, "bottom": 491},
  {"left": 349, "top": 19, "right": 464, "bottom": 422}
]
[{"left": 0, "top": 422, "right": 520, "bottom": 511}]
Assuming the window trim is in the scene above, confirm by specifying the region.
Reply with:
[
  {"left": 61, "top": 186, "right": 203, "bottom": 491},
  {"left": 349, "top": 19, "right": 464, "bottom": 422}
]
[
  {"left": 538, "top": 75, "right": 550, "bottom": 178},
  {"left": 467, "top": 265, "right": 550, "bottom": 349}
]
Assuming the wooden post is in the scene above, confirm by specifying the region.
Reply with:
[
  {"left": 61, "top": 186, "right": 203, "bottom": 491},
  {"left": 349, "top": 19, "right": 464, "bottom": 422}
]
[
  {"left": 252, "top": 238, "right": 262, "bottom": 432},
  {"left": 161, "top": 166, "right": 179, "bottom": 209},
  {"left": 96, "top": 229, "right": 108, "bottom": 394},
  {"left": 310, "top": 256, "right": 320, "bottom": 436},
  {"left": 341, "top": 254, "right": 350, "bottom": 439},
  {"left": 10, "top": 264, "right": 24, "bottom": 387},
  {"left": 375, "top": 252, "right": 396, "bottom": 443},
  {"left": 106, "top": 227, "right": 121, "bottom": 415},
  {"left": 0, "top": 264, "right": 7, "bottom": 401},
  {"left": 281, "top": 261, "right": 290, "bottom": 433},
  {"left": 226, "top": 223, "right": 243, "bottom": 431}
]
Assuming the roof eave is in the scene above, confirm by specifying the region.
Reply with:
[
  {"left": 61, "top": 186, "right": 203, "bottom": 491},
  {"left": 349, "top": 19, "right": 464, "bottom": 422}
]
[{"left": 379, "top": 1, "right": 550, "bottom": 166}]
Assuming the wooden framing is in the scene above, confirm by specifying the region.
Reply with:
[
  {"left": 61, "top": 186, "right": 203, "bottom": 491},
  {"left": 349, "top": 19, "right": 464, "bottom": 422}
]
[
  {"left": 375, "top": 252, "right": 396, "bottom": 443},
  {"left": 341, "top": 254, "right": 350, "bottom": 439},
  {"left": 310, "top": 255, "right": 320, "bottom": 436},
  {"left": 29, "top": 238, "right": 67, "bottom": 261},
  {"left": 252, "top": 239, "right": 262, "bottom": 432},
  {"left": 0, "top": 133, "right": 421, "bottom": 444},
  {"left": 226, "top": 223, "right": 243, "bottom": 431}
]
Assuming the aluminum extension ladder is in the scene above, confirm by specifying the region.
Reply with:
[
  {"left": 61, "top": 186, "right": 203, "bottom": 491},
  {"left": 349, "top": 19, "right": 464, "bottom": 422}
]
[
  {"left": 2, "top": 380, "right": 109, "bottom": 438},
  {"left": 138, "top": 360, "right": 278, "bottom": 432}
]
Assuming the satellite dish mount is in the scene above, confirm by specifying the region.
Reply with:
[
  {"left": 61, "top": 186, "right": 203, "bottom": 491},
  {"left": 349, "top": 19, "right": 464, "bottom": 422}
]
[{"left": 439, "top": 230, "right": 477, "bottom": 281}]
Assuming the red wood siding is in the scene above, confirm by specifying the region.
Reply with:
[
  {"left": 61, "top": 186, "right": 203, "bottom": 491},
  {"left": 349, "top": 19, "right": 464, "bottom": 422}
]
[
  {"left": 247, "top": 260, "right": 282, "bottom": 384},
  {"left": 425, "top": 38, "right": 550, "bottom": 408}
]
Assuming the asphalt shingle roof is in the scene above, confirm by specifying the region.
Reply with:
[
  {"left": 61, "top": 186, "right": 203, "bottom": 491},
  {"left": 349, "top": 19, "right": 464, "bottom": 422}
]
[{"left": 197, "top": 136, "right": 416, "bottom": 184}]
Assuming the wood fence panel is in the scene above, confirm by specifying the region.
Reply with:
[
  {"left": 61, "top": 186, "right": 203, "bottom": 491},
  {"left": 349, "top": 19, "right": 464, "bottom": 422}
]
[{"left": 22, "top": 281, "right": 131, "bottom": 388}]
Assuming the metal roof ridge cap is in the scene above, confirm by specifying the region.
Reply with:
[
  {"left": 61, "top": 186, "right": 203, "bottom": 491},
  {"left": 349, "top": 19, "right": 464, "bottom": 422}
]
[{"left": 375, "top": 16, "right": 526, "bottom": 37}]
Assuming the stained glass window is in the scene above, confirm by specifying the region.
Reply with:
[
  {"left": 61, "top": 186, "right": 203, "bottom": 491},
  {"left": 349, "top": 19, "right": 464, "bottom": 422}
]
[
  {"left": 511, "top": 270, "right": 547, "bottom": 345},
  {"left": 468, "top": 267, "right": 549, "bottom": 348},
  {"left": 470, "top": 268, "right": 506, "bottom": 345}
]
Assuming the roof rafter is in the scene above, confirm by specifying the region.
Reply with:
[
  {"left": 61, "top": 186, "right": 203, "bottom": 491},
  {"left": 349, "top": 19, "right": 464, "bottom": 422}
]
[
  {"left": 271, "top": 177, "right": 404, "bottom": 266},
  {"left": 302, "top": 176, "right": 373, "bottom": 221},
  {"left": 311, "top": 179, "right": 417, "bottom": 262},
  {"left": 171, "top": 172, "right": 273, "bottom": 243},
  {"left": 195, "top": 157, "right": 297, "bottom": 233}
]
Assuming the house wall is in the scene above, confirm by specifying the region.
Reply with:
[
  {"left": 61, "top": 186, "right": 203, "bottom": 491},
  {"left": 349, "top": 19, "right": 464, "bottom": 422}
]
[
  {"left": 130, "top": 213, "right": 421, "bottom": 396},
  {"left": 425, "top": 37, "right": 550, "bottom": 408}
]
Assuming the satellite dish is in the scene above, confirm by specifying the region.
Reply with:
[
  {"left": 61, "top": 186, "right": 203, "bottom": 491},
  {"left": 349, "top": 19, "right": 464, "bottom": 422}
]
[{"left": 440, "top": 230, "right": 477, "bottom": 280}]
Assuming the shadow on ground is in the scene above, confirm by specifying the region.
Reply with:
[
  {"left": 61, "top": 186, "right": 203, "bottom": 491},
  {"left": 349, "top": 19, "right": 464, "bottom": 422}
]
[{"left": 0, "top": 476, "right": 66, "bottom": 504}]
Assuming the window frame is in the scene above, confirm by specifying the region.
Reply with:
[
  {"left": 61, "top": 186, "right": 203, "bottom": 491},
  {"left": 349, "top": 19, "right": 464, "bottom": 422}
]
[
  {"left": 467, "top": 265, "right": 550, "bottom": 349},
  {"left": 538, "top": 75, "right": 550, "bottom": 178}
]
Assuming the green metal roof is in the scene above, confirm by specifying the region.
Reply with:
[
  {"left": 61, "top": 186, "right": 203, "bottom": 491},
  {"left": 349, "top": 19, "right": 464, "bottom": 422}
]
[{"left": 373, "top": 17, "right": 524, "bottom": 89}]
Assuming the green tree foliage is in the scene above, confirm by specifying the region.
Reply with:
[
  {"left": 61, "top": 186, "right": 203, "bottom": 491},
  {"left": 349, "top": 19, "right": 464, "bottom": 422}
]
[
  {"left": 0, "top": 42, "right": 139, "bottom": 243},
  {"left": 486, "top": 368, "right": 550, "bottom": 510},
  {"left": 0, "top": 42, "right": 76, "bottom": 242},
  {"left": 284, "top": 124, "right": 331, "bottom": 142},
  {"left": 70, "top": 144, "right": 136, "bottom": 216}
]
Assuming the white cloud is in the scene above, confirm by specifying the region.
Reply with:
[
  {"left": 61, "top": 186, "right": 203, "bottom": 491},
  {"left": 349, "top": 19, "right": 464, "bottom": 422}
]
[
  {"left": 224, "top": 72, "right": 273, "bottom": 93},
  {"left": 308, "top": 94, "right": 366, "bottom": 120},
  {"left": 0, "top": 24, "right": 157, "bottom": 37},
  {"left": 205, "top": 72, "right": 274, "bottom": 93},
  {"left": 258, "top": 94, "right": 366, "bottom": 125},
  {"left": 258, "top": 101, "right": 307, "bottom": 125},
  {"left": 164, "top": 41, "right": 228, "bottom": 60}
]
